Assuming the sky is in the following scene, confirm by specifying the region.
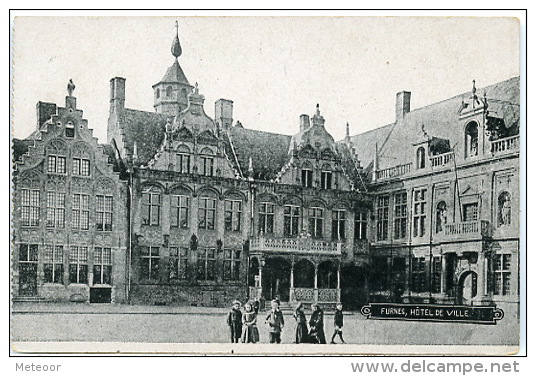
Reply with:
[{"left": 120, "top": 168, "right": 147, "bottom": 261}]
[{"left": 11, "top": 14, "right": 520, "bottom": 143}]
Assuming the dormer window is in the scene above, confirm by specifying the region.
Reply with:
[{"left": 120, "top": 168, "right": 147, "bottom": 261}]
[
  {"left": 416, "top": 146, "right": 426, "bottom": 169},
  {"left": 320, "top": 166, "right": 332, "bottom": 189},
  {"left": 301, "top": 162, "right": 313, "bottom": 188},
  {"left": 166, "top": 86, "right": 173, "bottom": 97},
  {"left": 65, "top": 121, "right": 75, "bottom": 138},
  {"left": 465, "top": 121, "right": 479, "bottom": 158}
]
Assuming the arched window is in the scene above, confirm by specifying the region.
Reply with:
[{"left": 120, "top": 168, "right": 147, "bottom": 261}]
[
  {"left": 156, "top": 88, "right": 160, "bottom": 99},
  {"left": 170, "top": 186, "right": 191, "bottom": 229},
  {"left": 199, "top": 147, "right": 214, "bottom": 177},
  {"left": 308, "top": 206, "right": 324, "bottom": 238},
  {"left": 301, "top": 161, "right": 313, "bottom": 188},
  {"left": 176, "top": 144, "right": 191, "bottom": 174},
  {"left": 166, "top": 86, "right": 173, "bottom": 97},
  {"left": 436, "top": 201, "right": 447, "bottom": 233},
  {"left": 141, "top": 185, "right": 162, "bottom": 226},
  {"left": 465, "top": 121, "right": 479, "bottom": 158},
  {"left": 498, "top": 192, "right": 511, "bottom": 226},
  {"left": 46, "top": 139, "right": 68, "bottom": 174},
  {"left": 416, "top": 146, "right": 426, "bottom": 169},
  {"left": 181, "top": 88, "right": 188, "bottom": 103},
  {"left": 320, "top": 163, "right": 332, "bottom": 189}
]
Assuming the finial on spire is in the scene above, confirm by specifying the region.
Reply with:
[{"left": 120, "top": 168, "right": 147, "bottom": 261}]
[
  {"left": 67, "top": 79, "right": 75, "bottom": 96},
  {"left": 194, "top": 82, "right": 199, "bottom": 94},
  {"left": 316, "top": 103, "right": 320, "bottom": 115},
  {"left": 472, "top": 79, "right": 477, "bottom": 97},
  {"left": 346, "top": 122, "right": 350, "bottom": 137},
  {"left": 171, "top": 20, "right": 183, "bottom": 58}
]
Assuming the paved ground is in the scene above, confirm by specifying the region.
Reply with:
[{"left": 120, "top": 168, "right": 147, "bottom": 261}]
[{"left": 11, "top": 302, "right": 519, "bottom": 346}]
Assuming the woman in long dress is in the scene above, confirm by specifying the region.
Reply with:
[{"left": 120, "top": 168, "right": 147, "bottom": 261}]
[
  {"left": 242, "top": 301, "right": 260, "bottom": 343},
  {"left": 293, "top": 302, "right": 308, "bottom": 344}
]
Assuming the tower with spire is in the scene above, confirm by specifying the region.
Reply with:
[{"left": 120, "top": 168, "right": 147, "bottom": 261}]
[{"left": 152, "top": 21, "right": 194, "bottom": 115}]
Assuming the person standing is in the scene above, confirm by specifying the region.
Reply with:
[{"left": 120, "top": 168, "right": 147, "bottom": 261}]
[
  {"left": 242, "top": 301, "right": 260, "bottom": 343},
  {"left": 330, "top": 303, "right": 346, "bottom": 344},
  {"left": 227, "top": 300, "right": 243, "bottom": 343},
  {"left": 293, "top": 302, "right": 308, "bottom": 344},
  {"left": 309, "top": 303, "right": 326, "bottom": 344},
  {"left": 265, "top": 299, "right": 285, "bottom": 343}
]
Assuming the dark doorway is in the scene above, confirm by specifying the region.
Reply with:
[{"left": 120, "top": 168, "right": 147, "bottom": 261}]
[
  {"left": 340, "top": 263, "right": 368, "bottom": 309},
  {"left": 262, "top": 258, "right": 291, "bottom": 302}
]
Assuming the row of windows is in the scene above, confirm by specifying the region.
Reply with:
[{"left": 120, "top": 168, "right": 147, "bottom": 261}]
[
  {"left": 47, "top": 156, "right": 90, "bottom": 176},
  {"left": 20, "top": 189, "right": 113, "bottom": 231},
  {"left": 140, "top": 246, "right": 241, "bottom": 282},
  {"left": 143, "top": 192, "right": 368, "bottom": 240},
  {"left": 18, "top": 244, "right": 112, "bottom": 285},
  {"left": 375, "top": 190, "right": 513, "bottom": 241},
  {"left": 370, "top": 254, "right": 512, "bottom": 296},
  {"left": 301, "top": 168, "right": 334, "bottom": 189}
]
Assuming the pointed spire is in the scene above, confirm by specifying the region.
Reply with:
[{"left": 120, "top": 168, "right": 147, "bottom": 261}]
[
  {"left": 346, "top": 122, "right": 350, "bottom": 138},
  {"left": 171, "top": 20, "right": 182, "bottom": 58}
]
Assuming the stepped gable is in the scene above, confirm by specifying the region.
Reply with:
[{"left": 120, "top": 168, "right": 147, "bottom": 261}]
[
  {"left": 225, "top": 126, "right": 292, "bottom": 181},
  {"left": 349, "top": 76, "right": 520, "bottom": 171},
  {"left": 117, "top": 108, "right": 168, "bottom": 166}
]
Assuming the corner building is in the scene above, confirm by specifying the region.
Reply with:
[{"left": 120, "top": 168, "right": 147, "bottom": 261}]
[{"left": 12, "top": 25, "right": 520, "bottom": 313}]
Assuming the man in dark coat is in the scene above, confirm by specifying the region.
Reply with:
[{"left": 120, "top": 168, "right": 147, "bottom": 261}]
[
  {"left": 265, "top": 299, "right": 284, "bottom": 343},
  {"left": 227, "top": 300, "right": 243, "bottom": 343},
  {"left": 330, "top": 302, "right": 346, "bottom": 344},
  {"left": 309, "top": 303, "right": 326, "bottom": 344}
]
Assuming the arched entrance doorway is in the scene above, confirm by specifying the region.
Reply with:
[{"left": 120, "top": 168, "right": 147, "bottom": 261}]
[
  {"left": 318, "top": 260, "right": 338, "bottom": 289},
  {"left": 262, "top": 257, "right": 291, "bottom": 302},
  {"left": 458, "top": 271, "right": 477, "bottom": 305},
  {"left": 294, "top": 259, "right": 315, "bottom": 288}
]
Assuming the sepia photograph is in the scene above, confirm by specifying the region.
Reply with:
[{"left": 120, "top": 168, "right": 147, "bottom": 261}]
[{"left": 9, "top": 12, "right": 524, "bottom": 356}]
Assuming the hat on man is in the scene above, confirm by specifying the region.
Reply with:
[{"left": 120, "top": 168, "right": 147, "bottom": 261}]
[{"left": 232, "top": 300, "right": 241, "bottom": 306}]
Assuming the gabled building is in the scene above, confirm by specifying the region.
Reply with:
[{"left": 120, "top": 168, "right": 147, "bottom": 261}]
[
  {"left": 12, "top": 23, "right": 520, "bottom": 314},
  {"left": 347, "top": 78, "right": 520, "bottom": 314}
]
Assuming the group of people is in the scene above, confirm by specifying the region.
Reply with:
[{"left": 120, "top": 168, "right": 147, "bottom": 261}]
[{"left": 226, "top": 298, "right": 345, "bottom": 344}]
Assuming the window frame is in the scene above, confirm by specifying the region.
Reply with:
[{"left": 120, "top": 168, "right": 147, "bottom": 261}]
[
  {"left": 96, "top": 195, "right": 113, "bottom": 232},
  {"left": 224, "top": 199, "right": 242, "bottom": 232},
  {"left": 69, "top": 246, "right": 89, "bottom": 284},
  {"left": 308, "top": 207, "right": 324, "bottom": 238},
  {"left": 197, "top": 248, "right": 216, "bottom": 281},
  {"left": 20, "top": 188, "right": 41, "bottom": 227},
  {"left": 94, "top": 247, "right": 112, "bottom": 285},
  {"left": 258, "top": 202, "right": 275, "bottom": 235},
  {"left": 169, "top": 247, "right": 188, "bottom": 281},
  {"left": 376, "top": 195, "right": 390, "bottom": 241},
  {"left": 72, "top": 193, "right": 90, "bottom": 230},
  {"left": 142, "top": 191, "right": 161, "bottom": 226},
  {"left": 198, "top": 197, "right": 216, "bottom": 230},
  {"left": 413, "top": 189, "right": 427, "bottom": 238},
  {"left": 170, "top": 194, "right": 190, "bottom": 229},
  {"left": 43, "top": 245, "right": 64, "bottom": 284},
  {"left": 354, "top": 211, "right": 368, "bottom": 240},
  {"left": 223, "top": 249, "right": 241, "bottom": 281},
  {"left": 393, "top": 192, "right": 407, "bottom": 239},
  {"left": 331, "top": 209, "right": 346, "bottom": 241}
]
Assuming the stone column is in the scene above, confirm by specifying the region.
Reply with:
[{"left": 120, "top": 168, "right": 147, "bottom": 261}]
[
  {"left": 289, "top": 260, "right": 295, "bottom": 302},
  {"left": 440, "top": 255, "right": 447, "bottom": 295},
  {"left": 257, "top": 264, "right": 263, "bottom": 301},
  {"left": 336, "top": 263, "right": 341, "bottom": 303},
  {"left": 475, "top": 253, "right": 486, "bottom": 304},
  {"left": 314, "top": 263, "right": 319, "bottom": 303}
]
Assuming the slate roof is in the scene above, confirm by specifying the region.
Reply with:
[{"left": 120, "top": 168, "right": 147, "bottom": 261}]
[
  {"left": 158, "top": 59, "right": 190, "bottom": 85},
  {"left": 225, "top": 127, "right": 292, "bottom": 181},
  {"left": 118, "top": 108, "right": 169, "bottom": 166},
  {"left": 348, "top": 76, "right": 520, "bottom": 171}
]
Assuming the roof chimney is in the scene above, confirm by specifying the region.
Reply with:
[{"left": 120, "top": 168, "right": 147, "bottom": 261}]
[
  {"left": 396, "top": 91, "right": 411, "bottom": 122},
  {"left": 300, "top": 114, "right": 310, "bottom": 131},
  {"left": 110, "top": 77, "right": 126, "bottom": 114}
]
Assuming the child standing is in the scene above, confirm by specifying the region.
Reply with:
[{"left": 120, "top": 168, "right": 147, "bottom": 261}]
[
  {"left": 330, "top": 303, "right": 346, "bottom": 344},
  {"left": 242, "top": 301, "right": 260, "bottom": 343},
  {"left": 265, "top": 299, "right": 284, "bottom": 343},
  {"left": 227, "top": 300, "right": 243, "bottom": 343}
]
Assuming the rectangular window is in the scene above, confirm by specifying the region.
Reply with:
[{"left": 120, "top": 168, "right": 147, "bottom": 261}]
[
  {"left": 377, "top": 195, "right": 389, "bottom": 241},
  {"left": 371, "top": 257, "right": 389, "bottom": 291},
  {"left": 201, "top": 157, "right": 214, "bottom": 176},
  {"left": 94, "top": 247, "right": 112, "bottom": 285},
  {"left": 46, "top": 191, "right": 65, "bottom": 228},
  {"left": 331, "top": 210, "right": 346, "bottom": 240},
  {"left": 258, "top": 202, "right": 275, "bottom": 234},
  {"left": 73, "top": 158, "right": 91, "bottom": 176},
  {"left": 199, "top": 198, "right": 216, "bottom": 230},
  {"left": 431, "top": 256, "right": 441, "bottom": 293},
  {"left": 44, "top": 245, "right": 64, "bottom": 284},
  {"left": 47, "top": 155, "right": 66, "bottom": 174},
  {"left": 19, "top": 243, "right": 39, "bottom": 262},
  {"left": 142, "top": 192, "right": 161, "bottom": 226},
  {"left": 223, "top": 249, "right": 241, "bottom": 281},
  {"left": 301, "top": 169, "right": 313, "bottom": 188},
  {"left": 492, "top": 254, "right": 511, "bottom": 296},
  {"left": 308, "top": 207, "right": 324, "bottom": 238},
  {"left": 72, "top": 193, "right": 90, "bottom": 230},
  {"left": 411, "top": 257, "right": 427, "bottom": 293},
  {"left": 394, "top": 192, "right": 407, "bottom": 239},
  {"left": 171, "top": 195, "right": 189, "bottom": 228},
  {"left": 69, "top": 246, "right": 88, "bottom": 284},
  {"left": 197, "top": 248, "right": 216, "bottom": 281},
  {"left": 413, "top": 189, "right": 427, "bottom": 237},
  {"left": 169, "top": 247, "right": 188, "bottom": 280},
  {"left": 462, "top": 203, "right": 479, "bottom": 222},
  {"left": 140, "top": 246, "right": 159, "bottom": 281},
  {"left": 225, "top": 200, "right": 242, "bottom": 232},
  {"left": 321, "top": 171, "right": 332, "bottom": 189},
  {"left": 177, "top": 154, "right": 190, "bottom": 174},
  {"left": 96, "top": 195, "right": 113, "bottom": 231},
  {"left": 284, "top": 205, "right": 300, "bottom": 237},
  {"left": 354, "top": 212, "right": 367, "bottom": 240},
  {"left": 20, "top": 189, "right": 40, "bottom": 227}
]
